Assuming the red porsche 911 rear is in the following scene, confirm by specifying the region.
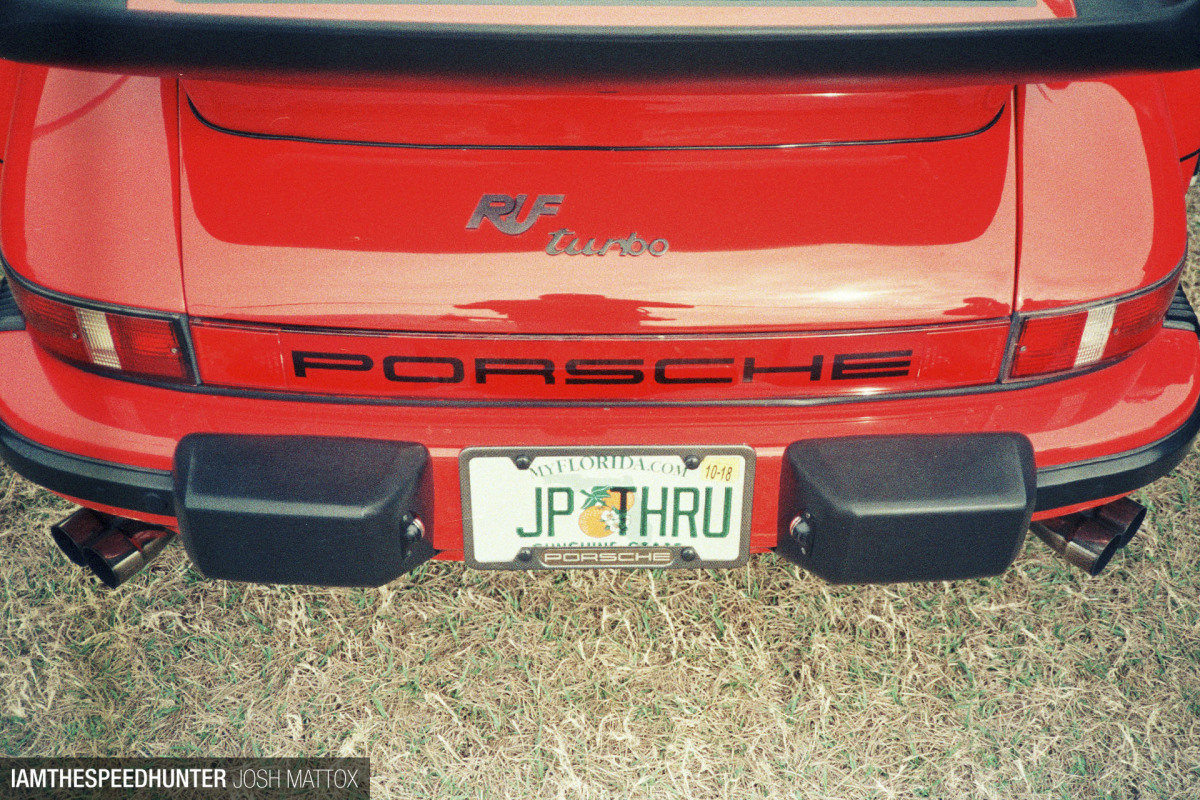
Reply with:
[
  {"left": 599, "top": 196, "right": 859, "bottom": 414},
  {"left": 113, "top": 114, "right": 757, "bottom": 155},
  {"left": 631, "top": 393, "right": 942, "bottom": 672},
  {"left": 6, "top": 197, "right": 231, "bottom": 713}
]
[{"left": 0, "top": 0, "right": 1198, "bottom": 588}]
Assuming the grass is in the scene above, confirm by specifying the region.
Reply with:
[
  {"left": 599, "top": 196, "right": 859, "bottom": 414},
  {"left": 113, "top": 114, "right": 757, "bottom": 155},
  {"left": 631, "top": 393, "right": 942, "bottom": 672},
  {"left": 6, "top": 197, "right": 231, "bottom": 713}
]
[{"left": 1, "top": 190, "right": 1200, "bottom": 800}]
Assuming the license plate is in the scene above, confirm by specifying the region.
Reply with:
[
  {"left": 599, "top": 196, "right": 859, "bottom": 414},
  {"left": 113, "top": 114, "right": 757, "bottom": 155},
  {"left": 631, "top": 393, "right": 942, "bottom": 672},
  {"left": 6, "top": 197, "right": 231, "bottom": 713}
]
[{"left": 461, "top": 446, "right": 754, "bottom": 569}]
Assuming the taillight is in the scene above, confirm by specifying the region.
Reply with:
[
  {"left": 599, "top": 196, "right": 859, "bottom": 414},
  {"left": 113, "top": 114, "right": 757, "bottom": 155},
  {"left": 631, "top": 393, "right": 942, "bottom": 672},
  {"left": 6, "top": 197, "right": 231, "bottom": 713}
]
[
  {"left": 8, "top": 277, "right": 193, "bottom": 383},
  {"left": 1007, "top": 273, "right": 1181, "bottom": 380}
]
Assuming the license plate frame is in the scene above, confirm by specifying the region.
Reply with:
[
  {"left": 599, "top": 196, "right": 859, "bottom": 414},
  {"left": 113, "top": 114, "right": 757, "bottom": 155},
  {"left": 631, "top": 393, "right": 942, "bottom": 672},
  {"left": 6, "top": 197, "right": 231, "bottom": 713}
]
[{"left": 461, "top": 446, "right": 754, "bottom": 570}]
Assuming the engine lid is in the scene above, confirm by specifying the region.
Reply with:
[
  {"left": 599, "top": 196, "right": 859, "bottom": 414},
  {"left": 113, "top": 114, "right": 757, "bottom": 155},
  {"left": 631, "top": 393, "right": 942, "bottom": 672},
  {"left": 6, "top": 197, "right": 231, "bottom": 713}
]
[{"left": 178, "top": 81, "right": 1017, "bottom": 334}]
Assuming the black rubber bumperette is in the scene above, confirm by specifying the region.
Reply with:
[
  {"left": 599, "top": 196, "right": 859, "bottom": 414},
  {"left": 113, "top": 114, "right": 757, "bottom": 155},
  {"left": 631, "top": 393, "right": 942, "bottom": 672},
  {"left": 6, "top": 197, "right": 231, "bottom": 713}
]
[
  {"left": 174, "top": 434, "right": 436, "bottom": 587},
  {"left": 777, "top": 433, "right": 1036, "bottom": 584}
]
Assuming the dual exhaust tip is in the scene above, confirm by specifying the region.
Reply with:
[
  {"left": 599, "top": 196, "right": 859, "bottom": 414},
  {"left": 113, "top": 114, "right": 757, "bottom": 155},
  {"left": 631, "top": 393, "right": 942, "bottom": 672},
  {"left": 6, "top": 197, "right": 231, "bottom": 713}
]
[
  {"left": 1030, "top": 496, "right": 1146, "bottom": 577},
  {"left": 50, "top": 508, "right": 174, "bottom": 588}
]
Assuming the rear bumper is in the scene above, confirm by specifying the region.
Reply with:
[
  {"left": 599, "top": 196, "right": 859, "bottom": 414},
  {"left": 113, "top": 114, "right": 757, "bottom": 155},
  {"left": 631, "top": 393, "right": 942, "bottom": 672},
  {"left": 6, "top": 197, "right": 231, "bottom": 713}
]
[
  {"left": 1, "top": 315, "right": 1199, "bottom": 560},
  {"left": 0, "top": 419, "right": 175, "bottom": 517},
  {"left": 1035, "top": 402, "right": 1200, "bottom": 510},
  {"left": 4, "top": 387, "right": 1199, "bottom": 526}
]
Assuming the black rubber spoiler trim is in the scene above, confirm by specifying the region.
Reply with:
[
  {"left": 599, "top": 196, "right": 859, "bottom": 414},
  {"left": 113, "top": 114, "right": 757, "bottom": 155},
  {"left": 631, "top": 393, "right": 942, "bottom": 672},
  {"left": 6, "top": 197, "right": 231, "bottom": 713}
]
[
  {"left": 0, "top": 418, "right": 176, "bottom": 517},
  {"left": 1035, "top": 394, "right": 1200, "bottom": 511},
  {"left": 0, "top": 0, "right": 1199, "bottom": 79},
  {"left": 2, "top": 392, "right": 1197, "bottom": 523}
]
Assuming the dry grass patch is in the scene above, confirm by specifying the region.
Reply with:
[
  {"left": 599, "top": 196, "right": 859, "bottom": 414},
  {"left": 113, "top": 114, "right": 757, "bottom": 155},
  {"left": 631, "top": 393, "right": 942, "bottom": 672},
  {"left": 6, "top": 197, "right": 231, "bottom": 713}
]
[
  {"left": 3, "top": 471, "right": 1199, "bottom": 799},
  {"left": 2, "top": 188, "right": 1200, "bottom": 800}
]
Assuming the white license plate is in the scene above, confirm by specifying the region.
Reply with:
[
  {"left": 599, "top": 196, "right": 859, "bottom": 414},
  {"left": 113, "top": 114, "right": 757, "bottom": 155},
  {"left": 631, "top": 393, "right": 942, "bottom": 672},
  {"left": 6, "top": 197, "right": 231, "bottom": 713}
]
[{"left": 461, "top": 446, "right": 754, "bottom": 569}]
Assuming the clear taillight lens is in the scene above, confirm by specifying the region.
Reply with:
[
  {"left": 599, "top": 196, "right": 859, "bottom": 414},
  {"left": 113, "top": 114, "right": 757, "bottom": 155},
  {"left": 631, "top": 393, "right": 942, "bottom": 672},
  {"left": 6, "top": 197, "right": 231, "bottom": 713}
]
[
  {"left": 1008, "top": 274, "right": 1181, "bottom": 380},
  {"left": 8, "top": 278, "right": 192, "bottom": 383}
]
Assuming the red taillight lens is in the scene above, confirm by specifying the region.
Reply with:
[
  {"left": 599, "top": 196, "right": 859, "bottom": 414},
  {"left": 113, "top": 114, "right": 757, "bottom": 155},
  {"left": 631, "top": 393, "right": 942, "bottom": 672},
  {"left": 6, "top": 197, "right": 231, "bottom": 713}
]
[
  {"left": 8, "top": 281, "right": 91, "bottom": 365},
  {"left": 1008, "top": 274, "right": 1181, "bottom": 381},
  {"left": 107, "top": 314, "right": 189, "bottom": 380},
  {"left": 1009, "top": 312, "right": 1088, "bottom": 378},
  {"left": 1102, "top": 278, "right": 1179, "bottom": 361},
  {"left": 8, "top": 278, "right": 192, "bottom": 383}
]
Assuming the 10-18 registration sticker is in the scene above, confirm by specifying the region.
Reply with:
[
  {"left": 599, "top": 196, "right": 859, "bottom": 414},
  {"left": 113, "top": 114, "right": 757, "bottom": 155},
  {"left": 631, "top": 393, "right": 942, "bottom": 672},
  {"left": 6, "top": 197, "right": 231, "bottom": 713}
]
[{"left": 462, "top": 446, "right": 754, "bottom": 570}]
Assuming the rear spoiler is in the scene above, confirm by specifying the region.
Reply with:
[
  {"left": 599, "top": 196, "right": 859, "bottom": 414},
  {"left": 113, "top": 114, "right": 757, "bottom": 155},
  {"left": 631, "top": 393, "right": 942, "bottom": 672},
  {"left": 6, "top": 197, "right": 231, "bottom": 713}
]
[{"left": 0, "top": 0, "right": 1198, "bottom": 80}]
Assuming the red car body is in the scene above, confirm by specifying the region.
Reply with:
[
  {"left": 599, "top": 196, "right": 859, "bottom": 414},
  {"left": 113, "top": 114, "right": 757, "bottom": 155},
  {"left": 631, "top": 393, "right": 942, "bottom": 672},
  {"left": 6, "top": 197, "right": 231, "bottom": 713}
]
[{"left": 0, "top": 1, "right": 1199, "bottom": 586}]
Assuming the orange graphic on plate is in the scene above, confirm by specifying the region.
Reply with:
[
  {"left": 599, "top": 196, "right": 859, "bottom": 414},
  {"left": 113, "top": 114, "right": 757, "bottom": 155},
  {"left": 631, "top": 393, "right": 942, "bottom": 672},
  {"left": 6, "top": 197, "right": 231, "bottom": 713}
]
[{"left": 578, "top": 487, "right": 637, "bottom": 538}]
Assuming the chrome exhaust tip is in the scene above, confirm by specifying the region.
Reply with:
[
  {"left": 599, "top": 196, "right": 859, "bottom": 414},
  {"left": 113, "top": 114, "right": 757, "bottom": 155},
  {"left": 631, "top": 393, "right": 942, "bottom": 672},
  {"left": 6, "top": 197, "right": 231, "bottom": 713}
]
[
  {"left": 1030, "top": 516, "right": 1124, "bottom": 577},
  {"left": 49, "top": 508, "right": 110, "bottom": 566},
  {"left": 1030, "top": 497, "right": 1146, "bottom": 577},
  {"left": 84, "top": 526, "right": 175, "bottom": 589},
  {"left": 50, "top": 510, "right": 175, "bottom": 588},
  {"left": 1094, "top": 496, "right": 1147, "bottom": 548}
]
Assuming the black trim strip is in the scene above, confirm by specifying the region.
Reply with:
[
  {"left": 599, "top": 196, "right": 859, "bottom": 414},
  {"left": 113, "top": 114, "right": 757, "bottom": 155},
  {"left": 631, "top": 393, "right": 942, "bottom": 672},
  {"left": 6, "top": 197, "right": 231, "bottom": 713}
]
[
  {"left": 1038, "top": 285, "right": 1200, "bottom": 511},
  {"left": 199, "top": 313, "right": 1014, "bottom": 342},
  {"left": 2, "top": 261, "right": 184, "bottom": 322},
  {"left": 132, "top": 365, "right": 1080, "bottom": 409},
  {"left": 7, "top": 256, "right": 1196, "bottom": 409},
  {"left": 188, "top": 95, "right": 1007, "bottom": 152},
  {"left": 0, "top": 418, "right": 176, "bottom": 517},
  {"left": 1035, "top": 397, "right": 1200, "bottom": 511},
  {"left": 1010, "top": 256, "right": 1186, "bottom": 320},
  {"left": 1, "top": 262, "right": 201, "bottom": 384},
  {"left": 3, "top": 391, "right": 1197, "bottom": 520}
]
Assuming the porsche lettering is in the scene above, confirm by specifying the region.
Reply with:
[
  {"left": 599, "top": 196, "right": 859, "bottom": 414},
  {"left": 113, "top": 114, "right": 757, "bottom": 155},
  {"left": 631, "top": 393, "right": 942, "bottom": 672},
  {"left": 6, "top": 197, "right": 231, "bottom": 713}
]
[
  {"left": 540, "top": 549, "right": 675, "bottom": 567},
  {"left": 289, "top": 351, "right": 915, "bottom": 385}
]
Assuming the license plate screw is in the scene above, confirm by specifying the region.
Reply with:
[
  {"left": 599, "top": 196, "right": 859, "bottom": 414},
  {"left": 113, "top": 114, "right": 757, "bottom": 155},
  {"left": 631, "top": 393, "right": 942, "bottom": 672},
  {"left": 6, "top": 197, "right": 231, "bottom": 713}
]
[
  {"left": 680, "top": 547, "right": 698, "bottom": 562},
  {"left": 517, "top": 548, "right": 534, "bottom": 562},
  {"left": 513, "top": 454, "right": 532, "bottom": 470},
  {"left": 402, "top": 518, "right": 425, "bottom": 543},
  {"left": 683, "top": 454, "right": 701, "bottom": 470},
  {"left": 790, "top": 512, "right": 813, "bottom": 556}
]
